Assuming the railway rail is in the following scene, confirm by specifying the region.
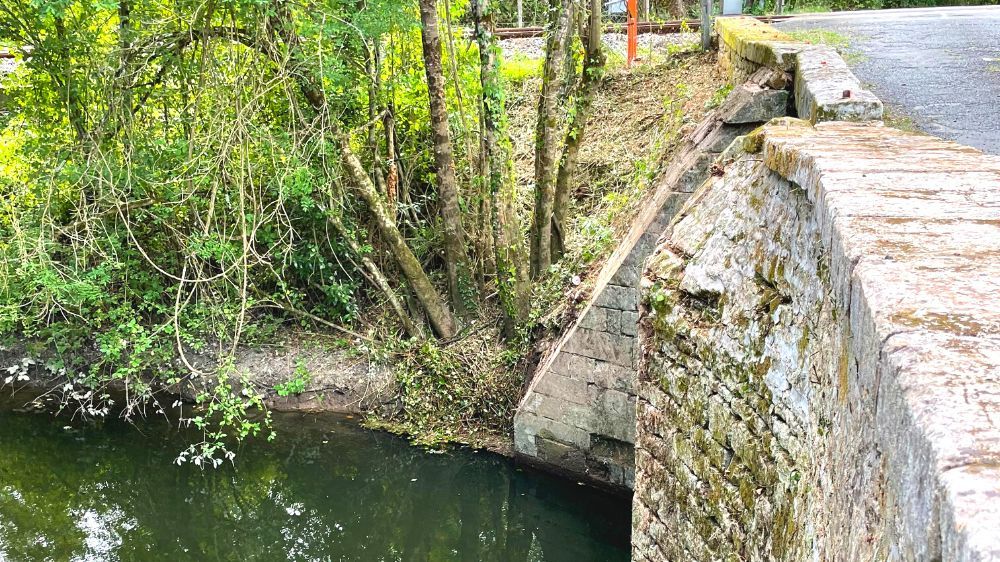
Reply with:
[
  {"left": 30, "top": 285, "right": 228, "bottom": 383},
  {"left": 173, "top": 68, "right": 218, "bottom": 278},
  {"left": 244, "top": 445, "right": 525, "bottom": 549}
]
[{"left": 495, "top": 15, "right": 792, "bottom": 38}]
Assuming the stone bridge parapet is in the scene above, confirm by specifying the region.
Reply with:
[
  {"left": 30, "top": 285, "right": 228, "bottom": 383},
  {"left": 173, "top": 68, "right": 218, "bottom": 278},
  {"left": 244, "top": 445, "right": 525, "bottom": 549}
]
[{"left": 633, "top": 19, "right": 1000, "bottom": 562}]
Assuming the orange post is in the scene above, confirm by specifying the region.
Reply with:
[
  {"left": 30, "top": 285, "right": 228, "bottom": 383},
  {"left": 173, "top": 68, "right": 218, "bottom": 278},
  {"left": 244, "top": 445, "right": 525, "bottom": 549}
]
[{"left": 627, "top": 0, "right": 638, "bottom": 67}]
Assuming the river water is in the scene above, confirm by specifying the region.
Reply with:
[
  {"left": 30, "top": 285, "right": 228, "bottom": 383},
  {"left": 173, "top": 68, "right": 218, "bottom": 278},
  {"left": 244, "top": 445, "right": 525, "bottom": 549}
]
[{"left": 0, "top": 405, "right": 630, "bottom": 561}]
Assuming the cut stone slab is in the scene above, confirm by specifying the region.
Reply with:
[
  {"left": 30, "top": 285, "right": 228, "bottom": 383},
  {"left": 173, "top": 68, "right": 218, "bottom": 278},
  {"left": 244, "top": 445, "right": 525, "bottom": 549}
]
[
  {"left": 718, "top": 83, "right": 791, "bottom": 124},
  {"left": 794, "top": 46, "right": 883, "bottom": 123},
  {"left": 716, "top": 17, "right": 800, "bottom": 70}
]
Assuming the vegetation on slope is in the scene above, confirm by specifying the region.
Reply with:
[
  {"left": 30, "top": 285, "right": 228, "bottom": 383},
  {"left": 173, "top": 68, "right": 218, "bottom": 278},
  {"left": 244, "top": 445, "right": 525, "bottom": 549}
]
[{"left": 0, "top": 0, "right": 721, "bottom": 460}]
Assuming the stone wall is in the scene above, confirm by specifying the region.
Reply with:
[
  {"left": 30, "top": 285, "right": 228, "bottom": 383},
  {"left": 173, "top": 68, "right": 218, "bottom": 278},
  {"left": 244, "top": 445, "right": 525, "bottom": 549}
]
[
  {"left": 513, "top": 53, "right": 799, "bottom": 488},
  {"left": 633, "top": 17, "right": 1000, "bottom": 562},
  {"left": 717, "top": 17, "right": 881, "bottom": 123},
  {"left": 513, "top": 16, "right": 881, "bottom": 490},
  {"left": 633, "top": 118, "right": 1000, "bottom": 561},
  {"left": 512, "top": 123, "right": 715, "bottom": 489}
]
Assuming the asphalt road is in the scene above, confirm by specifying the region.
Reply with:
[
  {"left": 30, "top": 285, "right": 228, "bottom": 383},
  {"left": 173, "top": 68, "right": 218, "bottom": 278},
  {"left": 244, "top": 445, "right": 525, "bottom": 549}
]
[{"left": 777, "top": 6, "right": 1000, "bottom": 155}]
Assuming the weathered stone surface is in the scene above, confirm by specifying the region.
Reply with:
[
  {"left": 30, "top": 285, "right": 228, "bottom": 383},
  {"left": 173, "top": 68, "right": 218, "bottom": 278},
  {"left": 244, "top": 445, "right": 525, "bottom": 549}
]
[
  {"left": 716, "top": 17, "right": 799, "bottom": 71},
  {"left": 597, "top": 284, "right": 639, "bottom": 312},
  {"left": 561, "top": 327, "right": 634, "bottom": 367},
  {"left": 717, "top": 83, "right": 790, "bottom": 124},
  {"left": 717, "top": 17, "right": 881, "bottom": 125},
  {"left": 633, "top": 118, "right": 1000, "bottom": 561},
  {"left": 794, "top": 46, "right": 882, "bottom": 123},
  {"left": 534, "top": 372, "right": 589, "bottom": 404},
  {"left": 621, "top": 311, "right": 639, "bottom": 336},
  {"left": 512, "top": 107, "right": 730, "bottom": 488},
  {"left": 748, "top": 66, "right": 792, "bottom": 90},
  {"left": 577, "top": 305, "right": 621, "bottom": 333},
  {"left": 690, "top": 121, "right": 758, "bottom": 153}
]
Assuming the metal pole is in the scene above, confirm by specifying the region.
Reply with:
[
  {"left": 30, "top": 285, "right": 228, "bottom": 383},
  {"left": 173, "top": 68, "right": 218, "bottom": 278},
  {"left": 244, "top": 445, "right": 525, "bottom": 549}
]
[
  {"left": 627, "top": 0, "right": 638, "bottom": 67},
  {"left": 643, "top": 0, "right": 650, "bottom": 19},
  {"left": 700, "top": 0, "right": 712, "bottom": 51},
  {"left": 517, "top": 0, "right": 523, "bottom": 26}
]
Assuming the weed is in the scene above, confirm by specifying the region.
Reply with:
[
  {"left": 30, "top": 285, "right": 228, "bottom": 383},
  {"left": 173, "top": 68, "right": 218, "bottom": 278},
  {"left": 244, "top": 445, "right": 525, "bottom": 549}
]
[{"left": 274, "top": 359, "right": 312, "bottom": 397}]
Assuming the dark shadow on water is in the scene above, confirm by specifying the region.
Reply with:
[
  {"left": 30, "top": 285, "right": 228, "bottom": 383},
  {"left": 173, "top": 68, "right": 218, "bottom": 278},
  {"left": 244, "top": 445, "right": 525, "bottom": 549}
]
[{"left": 0, "top": 404, "right": 631, "bottom": 561}]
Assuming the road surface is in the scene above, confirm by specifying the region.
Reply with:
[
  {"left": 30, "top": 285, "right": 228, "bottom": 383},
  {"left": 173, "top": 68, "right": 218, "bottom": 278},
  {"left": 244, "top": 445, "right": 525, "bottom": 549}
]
[{"left": 777, "top": 6, "right": 1000, "bottom": 155}]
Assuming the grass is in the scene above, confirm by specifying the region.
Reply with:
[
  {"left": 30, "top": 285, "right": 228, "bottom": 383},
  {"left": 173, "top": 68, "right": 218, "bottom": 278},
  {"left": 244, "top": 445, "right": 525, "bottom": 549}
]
[
  {"left": 882, "top": 105, "right": 923, "bottom": 133},
  {"left": 786, "top": 28, "right": 865, "bottom": 65}
]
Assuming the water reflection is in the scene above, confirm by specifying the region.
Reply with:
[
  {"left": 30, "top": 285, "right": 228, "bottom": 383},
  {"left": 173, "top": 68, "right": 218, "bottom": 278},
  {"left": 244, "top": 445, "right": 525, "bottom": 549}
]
[{"left": 0, "top": 408, "right": 630, "bottom": 561}]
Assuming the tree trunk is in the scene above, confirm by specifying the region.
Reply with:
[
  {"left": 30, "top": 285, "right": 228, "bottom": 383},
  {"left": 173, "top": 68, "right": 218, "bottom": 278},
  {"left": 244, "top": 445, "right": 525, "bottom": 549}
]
[
  {"left": 418, "top": 0, "right": 472, "bottom": 318},
  {"left": 701, "top": 0, "right": 713, "bottom": 52},
  {"left": 529, "top": 0, "right": 575, "bottom": 279},
  {"left": 552, "top": 0, "right": 604, "bottom": 261},
  {"left": 384, "top": 103, "right": 399, "bottom": 216},
  {"left": 472, "top": 0, "right": 531, "bottom": 337},
  {"left": 334, "top": 125, "right": 458, "bottom": 339},
  {"left": 365, "top": 44, "right": 387, "bottom": 195}
]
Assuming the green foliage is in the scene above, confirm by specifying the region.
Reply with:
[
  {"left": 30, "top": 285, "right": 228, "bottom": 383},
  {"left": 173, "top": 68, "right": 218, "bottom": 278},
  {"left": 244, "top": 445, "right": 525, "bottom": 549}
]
[
  {"left": 706, "top": 84, "right": 733, "bottom": 110},
  {"left": 500, "top": 55, "right": 544, "bottom": 83},
  {"left": 0, "top": 0, "right": 491, "bottom": 456},
  {"left": 786, "top": 28, "right": 863, "bottom": 64},
  {"left": 179, "top": 367, "right": 273, "bottom": 467},
  {"left": 381, "top": 336, "right": 523, "bottom": 446},
  {"left": 274, "top": 360, "right": 312, "bottom": 397}
]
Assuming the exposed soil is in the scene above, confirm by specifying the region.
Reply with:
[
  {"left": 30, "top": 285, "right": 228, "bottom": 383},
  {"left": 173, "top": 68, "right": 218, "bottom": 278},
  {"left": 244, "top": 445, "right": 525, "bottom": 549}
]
[
  {"left": 0, "top": 331, "right": 395, "bottom": 417},
  {"left": 505, "top": 48, "right": 724, "bottom": 327}
]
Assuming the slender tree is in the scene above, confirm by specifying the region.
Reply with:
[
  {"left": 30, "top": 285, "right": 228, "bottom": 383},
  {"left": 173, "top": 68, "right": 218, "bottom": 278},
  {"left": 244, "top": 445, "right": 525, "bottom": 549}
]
[
  {"left": 472, "top": 0, "right": 531, "bottom": 337},
  {"left": 418, "top": 0, "right": 472, "bottom": 317},
  {"left": 265, "top": 3, "right": 459, "bottom": 338},
  {"left": 529, "top": 0, "right": 575, "bottom": 279},
  {"left": 552, "top": 0, "right": 604, "bottom": 260}
]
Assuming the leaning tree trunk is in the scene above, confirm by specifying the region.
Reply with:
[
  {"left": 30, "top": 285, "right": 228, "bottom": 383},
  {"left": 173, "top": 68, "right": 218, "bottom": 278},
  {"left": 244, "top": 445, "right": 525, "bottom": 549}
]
[
  {"left": 552, "top": 0, "right": 604, "bottom": 261},
  {"left": 334, "top": 126, "right": 458, "bottom": 339},
  {"left": 529, "top": 0, "right": 575, "bottom": 279},
  {"left": 472, "top": 0, "right": 531, "bottom": 338},
  {"left": 418, "top": 0, "right": 472, "bottom": 318}
]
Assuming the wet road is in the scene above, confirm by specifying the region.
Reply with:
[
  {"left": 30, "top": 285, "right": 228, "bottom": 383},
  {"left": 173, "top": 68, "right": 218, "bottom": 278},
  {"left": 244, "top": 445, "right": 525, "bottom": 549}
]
[{"left": 777, "top": 6, "right": 1000, "bottom": 154}]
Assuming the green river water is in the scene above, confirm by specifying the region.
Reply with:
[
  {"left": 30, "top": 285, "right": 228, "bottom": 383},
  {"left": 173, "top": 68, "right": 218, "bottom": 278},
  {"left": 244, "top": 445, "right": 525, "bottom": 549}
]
[{"left": 0, "top": 402, "right": 630, "bottom": 561}]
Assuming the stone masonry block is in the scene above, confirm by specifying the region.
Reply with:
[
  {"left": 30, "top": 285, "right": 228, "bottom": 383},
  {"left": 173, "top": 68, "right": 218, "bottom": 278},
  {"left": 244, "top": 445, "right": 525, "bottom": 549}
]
[
  {"left": 536, "top": 436, "right": 588, "bottom": 473},
  {"left": 697, "top": 122, "right": 760, "bottom": 154},
  {"left": 578, "top": 305, "right": 621, "bottom": 333},
  {"left": 514, "top": 410, "right": 591, "bottom": 452},
  {"left": 535, "top": 372, "right": 589, "bottom": 405},
  {"left": 561, "top": 327, "right": 635, "bottom": 367},
  {"left": 794, "top": 46, "right": 882, "bottom": 123},
  {"left": 597, "top": 285, "right": 639, "bottom": 312},
  {"left": 551, "top": 352, "right": 633, "bottom": 393},
  {"left": 718, "top": 83, "right": 790, "bottom": 124},
  {"left": 532, "top": 393, "right": 594, "bottom": 433},
  {"left": 621, "top": 311, "right": 640, "bottom": 337},
  {"left": 589, "top": 386, "right": 638, "bottom": 443}
]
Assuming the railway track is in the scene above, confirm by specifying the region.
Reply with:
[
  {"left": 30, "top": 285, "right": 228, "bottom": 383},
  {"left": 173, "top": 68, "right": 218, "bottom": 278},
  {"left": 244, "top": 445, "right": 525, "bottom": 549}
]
[{"left": 496, "top": 15, "right": 793, "bottom": 38}]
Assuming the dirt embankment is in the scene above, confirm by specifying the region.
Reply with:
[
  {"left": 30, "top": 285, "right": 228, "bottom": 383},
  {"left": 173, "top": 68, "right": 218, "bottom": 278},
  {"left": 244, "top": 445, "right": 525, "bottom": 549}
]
[{"left": 0, "top": 332, "right": 395, "bottom": 417}]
